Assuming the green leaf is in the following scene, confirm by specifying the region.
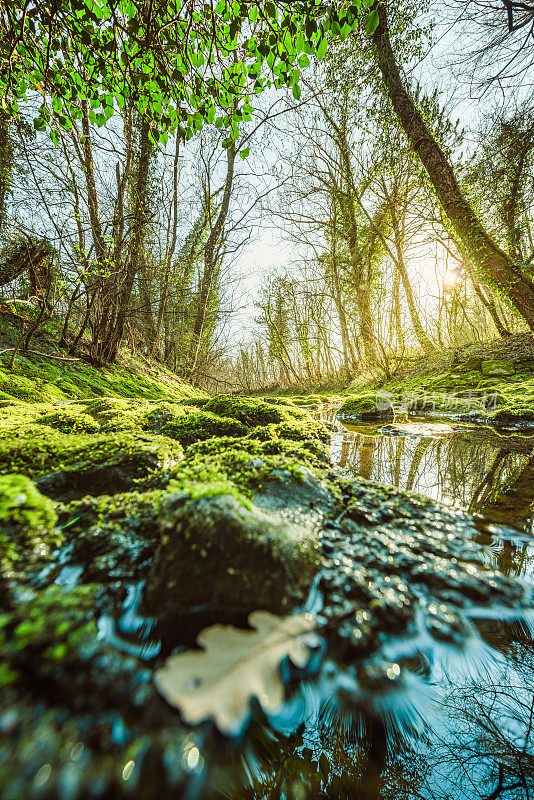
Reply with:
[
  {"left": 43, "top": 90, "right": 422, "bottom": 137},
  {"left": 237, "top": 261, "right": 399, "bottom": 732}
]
[
  {"left": 365, "top": 9, "right": 379, "bottom": 33},
  {"left": 239, "top": 146, "right": 250, "bottom": 159},
  {"left": 266, "top": 1, "right": 276, "bottom": 20},
  {"left": 292, "top": 83, "right": 301, "bottom": 100},
  {"left": 316, "top": 37, "right": 328, "bottom": 60},
  {"left": 50, "top": 130, "right": 59, "bottom": 146}
]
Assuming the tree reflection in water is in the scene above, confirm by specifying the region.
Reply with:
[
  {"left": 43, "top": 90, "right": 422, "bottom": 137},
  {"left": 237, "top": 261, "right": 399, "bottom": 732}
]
[
  {"left": 220, "top": 632, "right": 534, "bottom": 800},
  {"left": 327, "top": 420, "right": 534, "bottom": 537}
]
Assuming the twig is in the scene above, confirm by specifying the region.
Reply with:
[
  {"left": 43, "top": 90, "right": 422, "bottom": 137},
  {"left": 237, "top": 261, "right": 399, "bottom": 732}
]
[{"left": 0, "top": 348, "right": 81, "bottom": 362}]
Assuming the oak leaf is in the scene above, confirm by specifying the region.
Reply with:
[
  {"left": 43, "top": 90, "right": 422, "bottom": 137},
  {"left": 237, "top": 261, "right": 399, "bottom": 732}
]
[{"left": 154, "top": 610, "right": 320, "bottom": 735}]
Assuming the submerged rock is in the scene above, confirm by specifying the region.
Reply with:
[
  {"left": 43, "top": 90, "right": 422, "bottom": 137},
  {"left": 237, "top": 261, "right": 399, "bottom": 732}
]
[{"left": 380, "top": 422, "right": 460, "bottom": 438}]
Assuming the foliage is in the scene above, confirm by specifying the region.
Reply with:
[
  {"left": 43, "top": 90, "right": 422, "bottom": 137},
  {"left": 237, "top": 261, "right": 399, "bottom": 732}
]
[{"left": 0, "top": 1, "right": 370, "bottom": 142}]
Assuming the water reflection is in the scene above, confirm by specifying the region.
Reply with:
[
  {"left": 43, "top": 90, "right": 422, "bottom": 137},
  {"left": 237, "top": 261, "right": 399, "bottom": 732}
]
[{"left": 329, "top": 419, "right": 534, "bottom": 533}]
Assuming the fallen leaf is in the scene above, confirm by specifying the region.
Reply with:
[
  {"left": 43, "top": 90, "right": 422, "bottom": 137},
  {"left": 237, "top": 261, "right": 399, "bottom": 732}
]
[{"left": 154, "top": 610, "right": 320, "bottom": 735}]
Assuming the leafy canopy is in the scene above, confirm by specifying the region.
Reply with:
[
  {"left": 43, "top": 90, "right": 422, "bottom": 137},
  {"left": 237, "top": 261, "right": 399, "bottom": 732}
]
[{"left": 0, "top": 0, "right": 376, "bottom": 144}]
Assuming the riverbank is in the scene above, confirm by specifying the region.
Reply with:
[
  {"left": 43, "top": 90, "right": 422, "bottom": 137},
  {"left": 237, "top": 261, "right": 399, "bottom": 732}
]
[{"left": 335, "top": 332, "right": 534, "bottom": 428}]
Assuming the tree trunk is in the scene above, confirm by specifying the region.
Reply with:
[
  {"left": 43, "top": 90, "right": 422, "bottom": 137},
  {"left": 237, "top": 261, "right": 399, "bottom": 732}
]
[
  {"left": 93, "top": 118, "right": 152, "bottom": 361},
  {"left": 357, "top": 281, "right": 377, "bottom": 363},
  {"left": 393, "top": 266, "right": 404, "bottom": 350},
  {"left": 371, "top": 1, "right": 534, "bottom": 331},
  {"left": 465, "top": 261, "right": 511, "bottom": 337},
  {"left": 187, "top": 141, "right": 236, "bottom": 378}
]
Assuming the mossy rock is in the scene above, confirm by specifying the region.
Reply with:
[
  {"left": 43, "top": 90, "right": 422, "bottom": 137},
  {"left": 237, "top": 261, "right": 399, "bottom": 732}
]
[
  {"left": 175, "top": 431, "right": 331, "bottom": 500},
  {"left": 0, "top": 584, "right": 98, "bottom": 687},
  {"left": 0, "top": 431, "right": 183, "bottom": 499},
  {"left": 56, "top": 489, "right": 164, "bottom": 585},
  {"left": 0, "top": 474, "right": 61, "bottom": 567},
  {"left": 481, "top": 359, "right": 515, "bottom": 377},
  {"left": 486, "top": 405, "right": 534, "bottom": 425},
  {"left": 204, "top": 394, "right": 305, "bottom": 427},
  {"left": 143, "top": 488, "right": 324, "bottom": 616},
  {"left": 147, "top": 408, "right": 249, "bottom": 447},
  {"left": 36, "top": 407, "right": 101, "bottom": 434},
  {"left": 337, "top": 392, "right": 394, "bottom": 421},
  {"left": 82, "top": 397, "right": 149, "bottom": 430},
  {"left": 456, "top": 356, "right": 483, "bottom": 373}
]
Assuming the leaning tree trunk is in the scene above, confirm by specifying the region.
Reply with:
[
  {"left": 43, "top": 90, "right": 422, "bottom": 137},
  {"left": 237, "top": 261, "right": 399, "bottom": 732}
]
[{"left": 371, "top": 1, "right": 534, "bottom": 331}]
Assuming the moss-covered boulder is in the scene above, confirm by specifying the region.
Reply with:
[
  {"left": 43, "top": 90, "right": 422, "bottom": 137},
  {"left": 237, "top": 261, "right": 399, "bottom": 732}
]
[
  {"left": 172, "top": 431, "right": 331, "bottom": 499},
  {"left": 456, "top": 356, "right": 483, "bottom": 373},
  {"left": 204, "top": 394, "right": 305, "bottom": 427},
  {"left": 150, "top": 409, "right": 249, "bottom": 446},
  {"left": 143, "top": 487, "right": 324, "bottom": 615},
  {"left": 481, "top": 359, "right": 515, "bottom": 377},
  {"left": 36, "top": 406, "right": 101, "bottom": 434},
  {"left": 0, "top": 431, "right": 183, "bottom": 499},
  {"left": 337, "top": 391, "right": 394, "bottom": 421},
  {"left": 0, "top": 474, "right": 61, "bottom": 567}
]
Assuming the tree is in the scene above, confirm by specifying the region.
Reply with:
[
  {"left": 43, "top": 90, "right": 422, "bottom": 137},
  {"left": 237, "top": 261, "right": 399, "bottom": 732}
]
[
  {"left": 370, "top": 0, "right": 534, "bottom": 331},
  {"left": 0, "top": 1, "right": 363, "bottom": 143}
]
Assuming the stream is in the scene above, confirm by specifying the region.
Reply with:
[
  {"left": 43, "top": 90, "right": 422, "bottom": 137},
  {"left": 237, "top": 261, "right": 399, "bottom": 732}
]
[
  {"left": 225, "top": 411, "right": 534, "bottom": 800},
  {"left": 100, "top": 412, "right": 534, "bottom": 800}
]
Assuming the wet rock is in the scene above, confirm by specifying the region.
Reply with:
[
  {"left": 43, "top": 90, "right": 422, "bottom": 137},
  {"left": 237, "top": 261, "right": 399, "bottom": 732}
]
[
  {"left": 337, "top": 392, "right": 394, "bottom": 421},
  {"left": 253, "top": 466, "right": 338, "bottom": 528},
  {"left": 320, "top": 479, "right": 531, "bottom": 661},
  {"left": 143, "top": 488, "right": 324, "bottom": 616}
]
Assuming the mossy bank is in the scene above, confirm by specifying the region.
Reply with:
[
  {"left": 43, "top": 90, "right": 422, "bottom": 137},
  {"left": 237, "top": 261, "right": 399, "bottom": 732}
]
[{"left": 337, "top": 339, "right": 534, "bottom": 428}]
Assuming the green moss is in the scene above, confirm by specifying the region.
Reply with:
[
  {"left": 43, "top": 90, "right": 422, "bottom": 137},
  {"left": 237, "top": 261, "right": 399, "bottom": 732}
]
[
  {"left": 0, "top": 584, "right": 98, "bottom": 684},
  {"left": 0, "top": 474, "right": 57, "bottom": 529},
  {"left": 165, "top": 430, "right": 330, "bottom": 500},
  {"left": 204, "top": 394, "right": 307, "bottom": 426},
  {"left": 168, "top": 478, "right": 253, "bottom": 508},
  {"left": 36, "top": 407, "right": 101, "bottom": 434},
  {"left": 0, "top": 351, "right": 207, "bottom": 405},
  {"left": 153, "top": 409, "right": 249, "bottom": 446},
  {"left": 338, "top": 392, "right": 394, "bottom": 420},
  {"left": 0, "top": 430, "right": 183, "bottom": 498},
  {"left": 83, "top": 397, "right": 151, "bottom": 430},
  {"left": 0, "top": 475, "right": 60, "bottom": 567}
]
